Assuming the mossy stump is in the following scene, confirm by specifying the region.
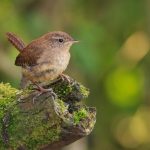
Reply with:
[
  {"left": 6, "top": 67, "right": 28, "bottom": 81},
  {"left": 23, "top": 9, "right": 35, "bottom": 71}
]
[{"left": 0, "top": 77, "right": 96, "bottom": 150}]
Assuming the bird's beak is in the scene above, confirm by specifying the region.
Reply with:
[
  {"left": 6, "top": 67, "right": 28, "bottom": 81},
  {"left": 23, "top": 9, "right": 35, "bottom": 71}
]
[{"left": 72, "top": 40, "right": 79, "bottom": 43}]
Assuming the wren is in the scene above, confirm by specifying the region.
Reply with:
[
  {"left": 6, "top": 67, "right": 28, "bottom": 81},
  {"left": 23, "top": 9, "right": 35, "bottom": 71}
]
[{"left": 6, "top": 31, "right": 78, "bottom": 96}]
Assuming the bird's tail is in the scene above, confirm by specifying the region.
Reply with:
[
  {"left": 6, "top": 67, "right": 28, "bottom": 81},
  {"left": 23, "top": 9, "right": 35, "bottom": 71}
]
[{"left": 6, "top": 32, "right": 26, "bottom": 52}]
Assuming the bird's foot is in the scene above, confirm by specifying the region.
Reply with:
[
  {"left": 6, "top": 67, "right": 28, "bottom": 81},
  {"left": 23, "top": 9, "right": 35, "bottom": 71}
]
[
  {"left": 32, "top": 86, "right": 57, "bottom": 104},
  {"left": 59, "top": 74, "right": 73, "bottom": 85}
]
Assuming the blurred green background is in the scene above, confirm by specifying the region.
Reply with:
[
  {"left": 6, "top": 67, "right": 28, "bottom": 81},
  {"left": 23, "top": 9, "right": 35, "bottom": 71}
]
[{"left": 1, "top": 0, "right": 150, "bottom": 150}]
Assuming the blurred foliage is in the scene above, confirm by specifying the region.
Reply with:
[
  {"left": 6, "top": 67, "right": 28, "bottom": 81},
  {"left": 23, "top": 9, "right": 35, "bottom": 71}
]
[
  {"left": 105, "top": 67, "right": 143, "bottom": 108},
  {"left": 1, "top": 0, "right": 150, "bottom": 150}
]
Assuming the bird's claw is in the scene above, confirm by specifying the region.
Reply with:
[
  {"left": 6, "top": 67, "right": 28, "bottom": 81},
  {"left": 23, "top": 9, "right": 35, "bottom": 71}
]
[
  {"left": 32, "top": 88, "right": 57, "bottom": 104},
  {"left": 32, "top": 92, "right": 43, "bottom": 104},
  {"left": 60, "top": 74, "right": 73, "bottom": 85},
  {"left": 46, "top": 88, "right": 57, "bottom": 100}
]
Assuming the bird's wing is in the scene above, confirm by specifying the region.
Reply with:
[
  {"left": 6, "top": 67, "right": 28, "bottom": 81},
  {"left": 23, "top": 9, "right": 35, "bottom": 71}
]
[
  {"left": 6, "top": 32, "right": 26, "bottom": 52},
  {"left": 15, "top": 45, "right": 43, "bottom": 67}
]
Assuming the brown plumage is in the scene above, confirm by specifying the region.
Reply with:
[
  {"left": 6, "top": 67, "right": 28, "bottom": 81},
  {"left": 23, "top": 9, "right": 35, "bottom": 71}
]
[
  {"left": 6, "top": 32, "right": 26, "bottom": 52},
  {"left": 6, "top": 31, "right": 78, "bottom": 89}
]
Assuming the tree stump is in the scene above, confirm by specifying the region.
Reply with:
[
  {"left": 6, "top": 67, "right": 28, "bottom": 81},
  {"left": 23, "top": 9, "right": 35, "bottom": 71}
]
[{"left": 0, "top": 77, "right": 96, "bottom": 150}]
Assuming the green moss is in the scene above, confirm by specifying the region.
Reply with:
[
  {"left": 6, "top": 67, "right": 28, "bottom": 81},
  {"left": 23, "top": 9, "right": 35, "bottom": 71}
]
[
  {"left": 0, "top": 83, "right": 19, "bottom": 118},
  {"left": 27, "top": 124, "right": 61, "bottom": 149},
  {"left": 7, "top": 107, "right": 61, "bottom": 149},
  {"left": 20, "top": 85, "right": 35, "bottom": 97},
  {"left": 79, "top": 84, "right": 89, "bottom": 98},
  {"left": 0, "top": 83, "right": 20, "bottom": 148},
  {"left": 25, "top": 113, "right": 61, "bottom": 150},
  {"left": 53, "top": 81, "right": 89, "bottom": 104},
  {"left": 73, "top": 108, "right": 88, "bottom": 124},
  {"left": 0, "top": 83, "right": 19, "bottom": 100},
  {"left": 55, "top": 99, "right": 68, "bottom": 113},
  {"left": 0, "top": 80, "right": 93, "bottom": 149},
  {"left": 0, "top": 83, "right": 61, "bottom": 149},
  {"left": 53, "top": 83, "right": 72, "bottom": 99}
]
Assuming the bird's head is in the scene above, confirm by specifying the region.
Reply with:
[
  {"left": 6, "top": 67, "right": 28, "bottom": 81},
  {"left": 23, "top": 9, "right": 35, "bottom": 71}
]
[{"left": 43, "top": 31, "right": 79, "bottom": 51}]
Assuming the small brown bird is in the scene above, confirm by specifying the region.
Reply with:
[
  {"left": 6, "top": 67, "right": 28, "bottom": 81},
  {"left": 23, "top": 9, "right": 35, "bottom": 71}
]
[{"left": 6, "top": 31, "right": 78, "bottom": 94}]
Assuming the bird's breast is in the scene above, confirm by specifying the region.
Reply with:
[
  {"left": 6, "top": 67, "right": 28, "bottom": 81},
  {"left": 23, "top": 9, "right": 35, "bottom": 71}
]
[{"left": 22, "top": 52, "right": 70, "bottom": 83}]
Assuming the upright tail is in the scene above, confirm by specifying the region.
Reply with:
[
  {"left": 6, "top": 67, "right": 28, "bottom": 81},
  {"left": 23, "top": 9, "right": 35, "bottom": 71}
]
[{"left": 6, "top": 32, "right": 26, "bottom": 52}]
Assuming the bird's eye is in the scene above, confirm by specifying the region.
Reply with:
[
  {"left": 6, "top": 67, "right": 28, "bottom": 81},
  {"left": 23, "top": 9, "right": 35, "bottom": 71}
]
[{"left": 58, "top": 38, "right": 64, "bottom": 43}]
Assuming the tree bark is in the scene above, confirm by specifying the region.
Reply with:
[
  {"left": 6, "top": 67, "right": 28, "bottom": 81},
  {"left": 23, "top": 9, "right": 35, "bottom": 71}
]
[{"left": 0, "top": 77, "right": 96, "bottom": 150}]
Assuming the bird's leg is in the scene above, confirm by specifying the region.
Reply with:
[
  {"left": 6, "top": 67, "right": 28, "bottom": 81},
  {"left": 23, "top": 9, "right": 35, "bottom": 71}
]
[
  {"left": 23, "top": 65, "right": 57, "bottom": 103},
  {"left": 59, "top": 74, "right": 71, "bottom": 84},
  {"left": 31, "top": 82, "right": 57, "bottom": 104}
]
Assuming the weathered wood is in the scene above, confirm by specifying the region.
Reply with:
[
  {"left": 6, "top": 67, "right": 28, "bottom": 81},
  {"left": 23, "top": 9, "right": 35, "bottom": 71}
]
[{"left": 0, "top": 77, "right": 96, "bottom": 150}]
